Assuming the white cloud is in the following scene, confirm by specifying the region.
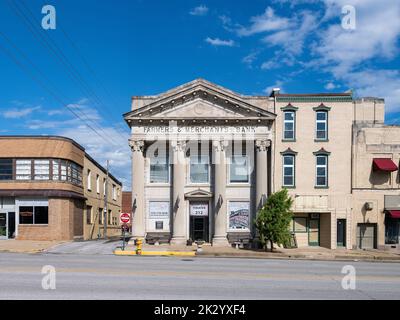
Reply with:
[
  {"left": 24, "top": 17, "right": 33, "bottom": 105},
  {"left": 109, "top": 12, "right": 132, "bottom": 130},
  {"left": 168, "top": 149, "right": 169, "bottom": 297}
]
[
  {"left": 242, "top": 51, "right": 259, "bottom": 68},
  {"left": 237, "top": 7, "right": 291, "bottom": 36},
  {"left": 189, "top": 5, "right": 209, "bottom": 16},
  {"left": 324, "top": 82, "right": 337, "bottom": 90},
  {"left": 3, "top": 106, "right": 41, "bottom": 118},
  {"left": 205, "top": 37, "right": 235, "bottom": 47}
]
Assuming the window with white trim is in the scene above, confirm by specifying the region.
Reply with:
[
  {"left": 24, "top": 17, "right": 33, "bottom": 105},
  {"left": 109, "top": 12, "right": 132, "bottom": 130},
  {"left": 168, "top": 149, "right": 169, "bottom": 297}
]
[
  {"left": 16, "top": 160, "right": 31, "bottom": 180},
  {"left": 283, "top": 111, "right": 295, "bottom": 140},
  {"left": 87, "top": 169, "right": 92, "bottom": 190},
  {"left": 96, "top": 174, "right": 100, "bottom": 194},
  {"left": 316, "top": 155, "right": 328, "bottom": 187},
  {"left": 283, "top": 155, "right": 295, "bottom": 187},
  {"left": 316, "top": 111, "right": 328, "bottom": 140}
]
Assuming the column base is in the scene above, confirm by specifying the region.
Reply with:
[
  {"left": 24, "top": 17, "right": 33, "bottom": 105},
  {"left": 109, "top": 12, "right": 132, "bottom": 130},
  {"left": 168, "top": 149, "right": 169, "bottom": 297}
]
[
  {"left": 212, "top": 236, "right": 230, "bottom": 247},
  {"left": 170, "top": 237, "right": 187, "bottom": 246}
]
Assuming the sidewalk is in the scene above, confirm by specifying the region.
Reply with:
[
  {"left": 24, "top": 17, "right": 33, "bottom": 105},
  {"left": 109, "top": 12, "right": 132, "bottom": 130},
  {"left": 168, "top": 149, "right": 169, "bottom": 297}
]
[
  {"left": 0, "top": 240, "right": 67, "bottom": 253},
  {"left": 118, "top": 241, "right": 400, "bottom": 261}
]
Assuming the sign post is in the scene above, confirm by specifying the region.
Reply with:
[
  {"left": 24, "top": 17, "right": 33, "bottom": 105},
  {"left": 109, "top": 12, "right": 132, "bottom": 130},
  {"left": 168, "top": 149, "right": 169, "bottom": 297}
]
[{"left": 119, "top": 213, "right": 131, "bottom": 251}]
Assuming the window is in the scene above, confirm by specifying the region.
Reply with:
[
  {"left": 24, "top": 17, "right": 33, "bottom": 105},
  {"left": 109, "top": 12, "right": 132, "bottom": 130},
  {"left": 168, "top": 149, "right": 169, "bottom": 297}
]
[
  {"left": 52, "top": 160, "right": 60, "bottom": 180},
  {"left": 34, "top": 160, "right": 50, "bottom": 180},
  {"left": 292, "top": 217, "right": 307, "bottom": 232},
  {"left": 112, "top": 184, "right": 116, "bottom": 200},
  {"left": 86, "top": 206, "right": 93, "bottom": 224},
  {"left": 190, "top": 154, "right": 209, "bottom": 183},
  {"left": 70, "top": 163, "right": 82, "bottom": 185},
  {"left": 228, "top": 201, "right": 250, "bottom": 230},
  {"left": 155, "top": 221, "right": 164, "bottom": 230},
  {"left": 60, "top": 160, "right": 67, "bottom": 181},
  {"left": 283, "top": 111, "right": 295, "bottom": 140},
  {"left": 96, "top": 175, "right": 100, "bottom": 194},
  {"left": 230, "top": 155, "right": 249, "bottom": 183},
  {"left": 316, "top": 155, "right": 328, "bottom": 187},
  {"left": 385, "top": 216, "right": 399, "bottom": 244},
  {"left": 103, "top": 178, "right": 106, "bottom": 196},
  {"left": 87, "top": 170, "right": 92, "bottom": 190},
  {"left": 283, "top": 155, "right": 295, "bottom": 187},
  {"left": 108, "top": 210, "right": 112, "bottom": 225},
  {"left": 19, "top": 206, "right": 48, "bottom": 224},
  {"left": 0, "top": 159, "right": 13, "bottom": 180},
  {"left": 150, "top": 150, "right": 169, "bottom": 183},
  {"left": 316, "top": 111, "right": 328, "bottom": 140},
  {"left": 16, "top": 160, "right": 31, "bottom": 180}
]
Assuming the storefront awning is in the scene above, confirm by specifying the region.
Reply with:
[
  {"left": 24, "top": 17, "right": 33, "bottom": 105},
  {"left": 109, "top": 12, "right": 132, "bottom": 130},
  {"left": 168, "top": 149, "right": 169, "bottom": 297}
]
[
  {"left": 387, "top": 210, "right": 400, "bottom": 218},
  {"left": 373, "top": 158, "right": 398, "bottom": 172}
]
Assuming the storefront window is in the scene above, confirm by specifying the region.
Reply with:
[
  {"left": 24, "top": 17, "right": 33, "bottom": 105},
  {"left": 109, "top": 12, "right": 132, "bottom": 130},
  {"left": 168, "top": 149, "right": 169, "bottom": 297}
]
[
  {"left": 190, "top": 155, "right": 209, "bottom": 183},
  {"left": 292, "top": 217, "right": 307, "bottom": 232},
  {"left": 385, "top": 216, "right": 399, "bottom": 244},
  {"left": 228, "top": 201, "right": 250, "bottom": 230},
  {"left": 19, "top": 206, "right": 48, "bottom": 225}
]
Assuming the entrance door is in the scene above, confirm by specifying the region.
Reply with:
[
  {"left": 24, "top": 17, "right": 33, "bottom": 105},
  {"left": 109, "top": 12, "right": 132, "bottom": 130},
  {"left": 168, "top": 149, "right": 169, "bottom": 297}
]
[
  {"left": 308, "top": 219, "right": 320, "bottom": 246},
  {"left": 8, "top": 212, "right": 15, "bottom": 239},
  {"left": 337, "top": 219, "right": 346, "bottom": 247},
  {"left": 0, "top": 213, "right": 7, "bottom": 240},
  {"left": 189, "top": 202, "right": 209, "bottom": 242},
  {"left": 357, "top": 223, "right": 377, "bottom": 249},
  {"left": 190, "top": 216, "right": 209, "bottom": 242}
]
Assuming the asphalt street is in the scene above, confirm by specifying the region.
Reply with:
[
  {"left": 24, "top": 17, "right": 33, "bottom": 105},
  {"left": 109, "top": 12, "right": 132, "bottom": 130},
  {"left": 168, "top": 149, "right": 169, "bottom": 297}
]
[{"left": 0, "top": 253, "right": 399, "bottom": 300}]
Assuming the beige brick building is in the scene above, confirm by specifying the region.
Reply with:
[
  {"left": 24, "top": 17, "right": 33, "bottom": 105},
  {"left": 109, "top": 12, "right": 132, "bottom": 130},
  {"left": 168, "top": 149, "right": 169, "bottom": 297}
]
[
  {"left": 123, "top": 79, "right": 399, "bottom": 250},
  {"left": 0, "top": 136, "right": 122, "bottom": 241}
]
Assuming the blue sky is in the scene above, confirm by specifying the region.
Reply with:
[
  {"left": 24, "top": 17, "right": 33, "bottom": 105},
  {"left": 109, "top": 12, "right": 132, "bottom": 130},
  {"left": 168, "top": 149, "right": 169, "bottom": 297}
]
[{"left": 0, "top": 0, "right": 399, "bottom": 189}]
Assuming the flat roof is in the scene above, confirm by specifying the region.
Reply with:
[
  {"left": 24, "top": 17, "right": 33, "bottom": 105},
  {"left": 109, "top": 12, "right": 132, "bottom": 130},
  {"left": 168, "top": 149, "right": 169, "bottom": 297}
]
[{"left": 0, "top": 135, "right": 122, "bottom": 186}]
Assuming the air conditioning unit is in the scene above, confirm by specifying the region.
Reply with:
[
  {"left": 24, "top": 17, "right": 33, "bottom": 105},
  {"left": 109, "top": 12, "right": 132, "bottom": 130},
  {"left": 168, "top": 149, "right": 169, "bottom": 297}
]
[{"left": 365, "top": 202, "right": 374, "bottom": 211}]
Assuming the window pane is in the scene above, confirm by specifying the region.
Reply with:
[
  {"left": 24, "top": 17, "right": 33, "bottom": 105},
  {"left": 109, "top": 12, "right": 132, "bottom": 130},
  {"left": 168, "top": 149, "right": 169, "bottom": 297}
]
[
  {"left": 0, "top": 159, "right": 13, "bottom": 180},
  {"left": 284, "top": 131, "right": 294, "bottom": 139},
  {"left": 317, "top": 177, "right": 326, "bottom": 186},
  {"left": 19, "top": 206, "right": 34, "bottom": 224},
  {"left": 317, "top": 112, "right": 327, "bottom": 120},
  {"left": 293, "top": 217, "right": 307, "bottom": 232},
  {"left": 316, "top": 130, "right": 326, "bottom": 139},
  {"left": 190, "top": 155, "right": 209, "bottom": 183},
  {"left": 150, "top": 155, "right": 169, "bottom": 183},
  {"left": 284, "top": 176, "right": 293, "bottom": 186},
  {"left": 284, "top": 122, "right": 294, "bottom": 131},
  {"left": 60, "top": 161, "right": 67, "bottom": 181},
  {"left": 16, "top": 160, "right": 31, "bottom": 180},
  {"left": 284, "top": 167, "right": 293, "bottom": 176},
  {"left": 34, "top": 160, "right": 50, "bottom": 180},
  {"left": 317, "top": 156, "right": 327, "bottom": 165},
  {"left": 317, "top": 167, "right": 326, "bottom": 176},
  {"left": 86, "top": 206, "right": 92, "bottom": 224},
  {"left": 317, "top": 122, "right": 326, "bottom": 130},
  {"left": 283, "top": 156, "right": 294, "bottom": 165},
  {"left": 34, "top": 207, "right": 48, "bottom": 224},
  {"left": 284, "top": 112, "right": 294, "bottom": 121},
  {"left": 230, "top": 156, "right": 248, "bottom": 183}
]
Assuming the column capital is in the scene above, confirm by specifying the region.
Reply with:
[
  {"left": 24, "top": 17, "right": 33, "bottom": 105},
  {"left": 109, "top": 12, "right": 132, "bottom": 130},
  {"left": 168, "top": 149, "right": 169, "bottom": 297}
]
[
  {"left": 213, "top": 139, "right": 229, "bottom": 152},
  {"left": 171, "top": 140, "right": 187, "bottom": 152},
  {"left": 129, "top": 139, "right": 144, "bottom": 152},
  {"left": 255, "top": 139, "right": 271, "bottom": 152}
]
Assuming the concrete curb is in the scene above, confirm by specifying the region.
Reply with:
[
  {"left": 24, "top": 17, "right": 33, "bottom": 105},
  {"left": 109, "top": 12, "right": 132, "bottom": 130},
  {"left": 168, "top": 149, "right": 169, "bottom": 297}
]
[{"left": 114, "top": 250, "right": 196, "bottom": 257}]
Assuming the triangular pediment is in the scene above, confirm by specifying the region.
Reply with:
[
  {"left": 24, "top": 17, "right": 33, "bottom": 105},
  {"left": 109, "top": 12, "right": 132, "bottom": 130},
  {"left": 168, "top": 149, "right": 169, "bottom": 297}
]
[
  {"left": 124, "top": 79, "right": 276, "bottom": 124},
  {"left": 184, "top": 189, "right": 213, "bottom": 199}
]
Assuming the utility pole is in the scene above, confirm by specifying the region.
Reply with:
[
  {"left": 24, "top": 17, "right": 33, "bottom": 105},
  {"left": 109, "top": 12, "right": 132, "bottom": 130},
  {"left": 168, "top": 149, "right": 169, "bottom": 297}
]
[{"left": 103, "top": 160, "right": 109, "bottom": 239}]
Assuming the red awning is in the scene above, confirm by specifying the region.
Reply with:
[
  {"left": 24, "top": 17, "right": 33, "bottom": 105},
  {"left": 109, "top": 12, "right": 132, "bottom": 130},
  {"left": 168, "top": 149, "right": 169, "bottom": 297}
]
[
  {"left": 373, "top": 158, "right": 398, "bottom": 172},
  {"left": 387, "top": 210, "right": 400, "bottom": 218}
]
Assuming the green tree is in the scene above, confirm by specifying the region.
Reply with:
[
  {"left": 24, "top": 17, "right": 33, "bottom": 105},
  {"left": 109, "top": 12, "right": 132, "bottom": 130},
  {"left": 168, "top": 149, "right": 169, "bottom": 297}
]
[{"left": 255, "top": 189, "right": 294, "bottom": 252}]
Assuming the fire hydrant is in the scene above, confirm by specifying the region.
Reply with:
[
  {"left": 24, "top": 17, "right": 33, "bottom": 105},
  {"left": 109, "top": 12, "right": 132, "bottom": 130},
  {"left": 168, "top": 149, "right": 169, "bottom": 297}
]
[{"left": 136, "top": 238, "right": 143, "bottom": 255}]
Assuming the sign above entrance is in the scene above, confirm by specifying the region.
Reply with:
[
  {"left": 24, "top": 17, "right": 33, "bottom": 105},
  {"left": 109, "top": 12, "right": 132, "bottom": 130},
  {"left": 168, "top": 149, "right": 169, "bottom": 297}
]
[{"left": 190, "top": 202, "right": 208, "bottom": 217}]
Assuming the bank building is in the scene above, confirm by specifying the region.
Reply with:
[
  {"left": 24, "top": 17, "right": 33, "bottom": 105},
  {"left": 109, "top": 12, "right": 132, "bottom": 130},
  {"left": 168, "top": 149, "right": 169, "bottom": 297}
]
[{"left": 124, "top": 79, "right": 400, "bottom": 250}]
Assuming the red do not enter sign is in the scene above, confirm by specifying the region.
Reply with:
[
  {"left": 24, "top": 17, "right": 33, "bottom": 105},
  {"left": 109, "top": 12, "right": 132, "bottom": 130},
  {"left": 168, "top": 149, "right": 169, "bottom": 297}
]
[{"left": 120, "top": 213, "right": 131, "bottom": 224}]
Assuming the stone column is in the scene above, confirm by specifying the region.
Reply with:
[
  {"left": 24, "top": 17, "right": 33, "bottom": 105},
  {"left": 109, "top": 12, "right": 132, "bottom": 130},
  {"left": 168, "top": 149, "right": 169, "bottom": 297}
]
[
  {"left": 170, "top": 140, "right": 187, "bottom": 245},
  {"left": 255, "top": 139, "right": 270, "bottom": 211},
  {"left": 130, "top": 139, "right": 145, "bottom": 238},
  {"left": 212, "top": 139, "right": 229, "bottom": 246}
]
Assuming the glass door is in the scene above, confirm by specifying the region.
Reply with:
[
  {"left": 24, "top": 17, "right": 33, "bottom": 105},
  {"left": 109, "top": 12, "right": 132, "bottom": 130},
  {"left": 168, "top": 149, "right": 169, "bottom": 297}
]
[
  {"left": 0, "top": 213, "right": 7, "bottom": 240},
  {"left": 308, "top": 219, "right": 320, "bottom": 246},
  {"left": 337, "top": 219, "right": 346, "bottom": 247}
]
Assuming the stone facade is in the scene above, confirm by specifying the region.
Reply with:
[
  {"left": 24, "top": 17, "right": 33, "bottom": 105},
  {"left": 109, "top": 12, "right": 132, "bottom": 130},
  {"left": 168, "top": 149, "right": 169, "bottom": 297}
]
[{"left": 124, "top": 79, "right": 399, "bottom": 249}]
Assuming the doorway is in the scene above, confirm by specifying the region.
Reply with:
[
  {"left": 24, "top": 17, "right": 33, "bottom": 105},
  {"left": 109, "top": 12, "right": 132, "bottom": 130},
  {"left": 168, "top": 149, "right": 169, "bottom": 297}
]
[
  {"left": 308, "top": 215, "right": 320, "bottom": 246},
  {"left": 357, "top": 223, "right": 377, "bottom": 249},
  {"left": 189, "top": 202, "right": 209, "bottom": 242},
  {"left": 0, "top": 212, "right": 16, "bottom": 240},
  {"left": 337, "top": 219, "right": 346, "bottom": 247}
]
